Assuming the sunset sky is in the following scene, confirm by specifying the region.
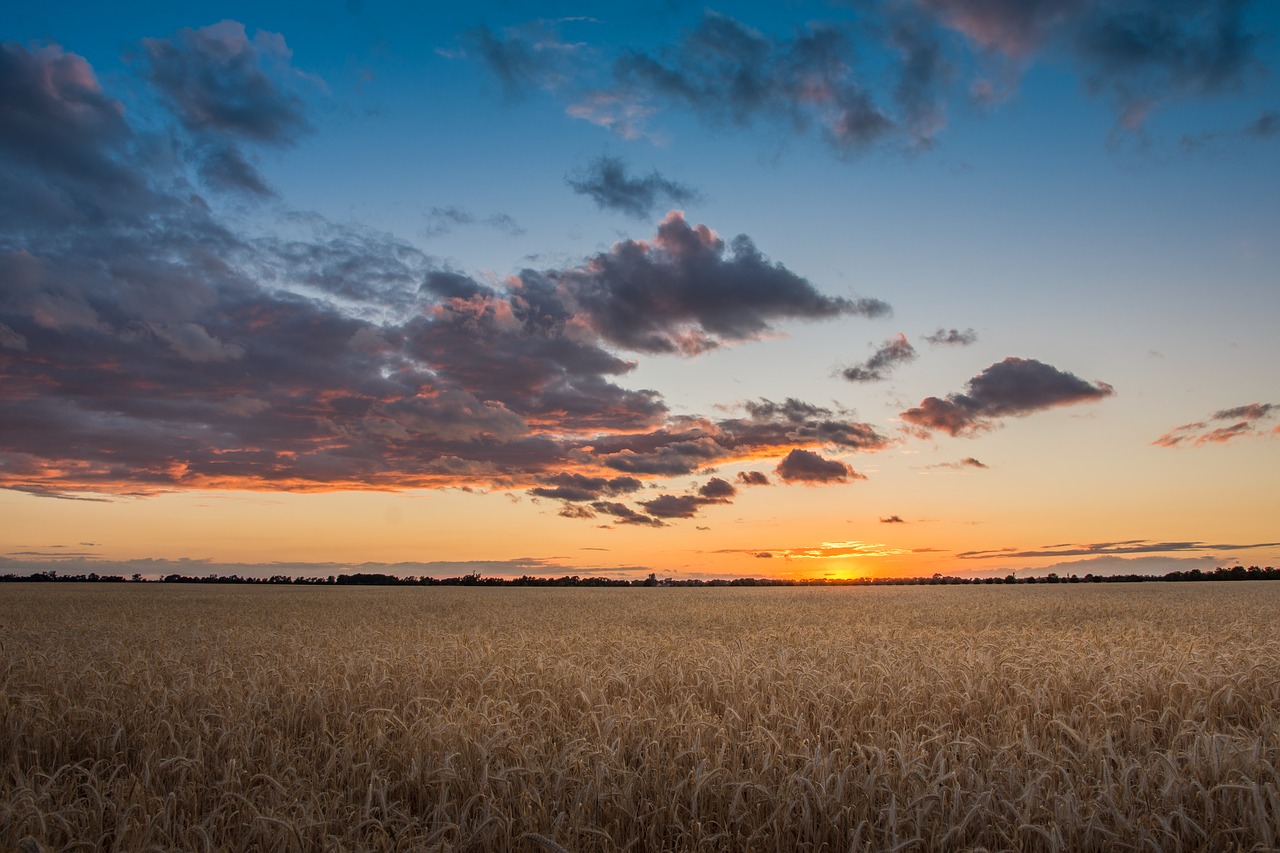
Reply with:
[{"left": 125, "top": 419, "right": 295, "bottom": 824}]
[{"left": 2, "top": 0, "right": 1277, "bottom": 581}]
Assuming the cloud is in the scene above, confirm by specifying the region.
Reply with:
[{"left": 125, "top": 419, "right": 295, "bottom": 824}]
[
  {"left": 1030, "top": 554, "right": 1232, "bottom": 577},
  {"left": 926, "top": 456, "right": 989, "bottom": 470},
  {"left": 462, "top": 5, "right": 1276, "bottom": 157},
  {"left": 567, "top": 156, "right": 701, "bottom": 219},
  {"left": 1154, "top": 401, "right": 1277, "bottom": 447},
  {"left": 590, "top": 500, "right": 663, "bottom": 526},
  {"left": 719, "top": 540, "right": 907, "bottom": 560},
  {"left": 918, "top": 0, "right": 1091, "bottom": 58},
  {"left": 629, "top": 475, "right": 738, "bottom": 520},
  {"left": 639, "top": 494, "right": 707, "bottom": 519},
  {"left": 842, "top": 333, "right": 917, "bottom": 382},
  {"left": 0, "top": 41, "right": 148, "bottom": 225},
  {"left": 902, "top": 357, "right": 1114, "bottom": 435},
  {"left": 880, "top": 515, "right": 906, "bottom": 523},
  {"left": 529, "top": 473, "right": 642, "bottom": 502},
  {"left": 922, "top": 0, "right": 1263, "bottom": 132},
  {"left": 958, "top": 539, "right": 1280, "bottom": 559},
  {"left": 698, "top": 477, "right": 736, "bottom": 499},
  {"left": 424, "top": 206, "right": 525, "bottom": 237},
  {"left": 587, "top": 398, "right": 888, "bottom": 479},
  {"left": 775, "top": 448, "right": 863, "bottom": 484},
  {"left": 922, "top": 327, "right": 977, "bottom": 346},
  {"left": 463, "top": 21, "right": 590, "bottom": 100},
  {"left": 736, "top": 470, "right": 770, "bottom": 486},
  {"left": 1245, "top": 110, "right": 1279, "bottom": 138},
  {"left": 1074, "top": 1, "right": 1258, "bottom": 130},
  {"left": 614, "top": 13, "right": 905, "bottom": 151},
  {"left": 138, "top": 21, "right": 315, "bottom": 195},
  {"left": 2, "top": 41, "right": 904, "bottom": 505},
  {"left": 564, "top": 92, "right": 657, "bottom": 141},
  {"left": 555, "top": 211, "right": 889, "bottom": 355}
]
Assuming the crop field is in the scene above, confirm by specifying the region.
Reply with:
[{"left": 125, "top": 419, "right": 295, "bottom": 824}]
[{"left": 2, "top": 582, "right": 1279, "bottom": 852}]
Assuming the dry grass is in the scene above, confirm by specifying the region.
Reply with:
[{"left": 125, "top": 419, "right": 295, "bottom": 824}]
[{"left": 2, "top": 582, "right": 1279, "bottom": 852}]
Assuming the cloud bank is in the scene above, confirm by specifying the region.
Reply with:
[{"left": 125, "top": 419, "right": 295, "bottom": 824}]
[{"left": 0, "top": 35, "right": 891, "bottom": 508}]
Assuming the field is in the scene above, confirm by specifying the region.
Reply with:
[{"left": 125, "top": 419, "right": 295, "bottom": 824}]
[{"left": 2, "top": 582, "right": 1279, "bottom": 852}]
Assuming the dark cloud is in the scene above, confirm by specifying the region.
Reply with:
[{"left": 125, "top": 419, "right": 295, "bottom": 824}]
[
  {"left": 698, "top": 477, "right": 736, "bottom": 499},
  {"left": 638, "top": 494, "right": 706, "bottom": 519},
  {"left": 0, "top": 31, "right": 905, "bottom": 522},
  {"left": 1214, "top": 402, "right": 1275, "bottom": 421},
  {"left": 556, "top": 211, "right": 889, "bottom": 355},
  {"left": 614, "top": 13, "right": 900, "bottom": 151},
  {"left": 881, "top": 515, "right": 906, "bottom": 523},
  {"left": 842, "top": 333, "right": 917, "bottom": 382},
  {"left": 959, "top": 539, "right": 1280, "bottom": 559},
  {"left": 717, "top": 399, "right": 891, "bottom": 455},
  {"left": 901, "top": 357, "right": 1114, "bottom": 436},
  {"left": 467, "top": 4, "right": 1276, "bottom": 152},
  {"left": 590, "top": 500, "right": 664, "bottom": 526},
  {"left": 923, "top": 0, "right": 1264, "bottom": 131},
  {"left": 922, "top": 327, "right": 977, "bottom": 346},
  {"left": 1244, "top": 110, "right": 1279, "bottom": 138},
  {"left": 775, "top": 448, "right": 863, "bottom": 484},
  {"left": 889, "top": 13, "right": 952, "bottom": 144},
  {"left": 1075, "top": 1, "right": 1257, "bottom": 129},
  {"left": 530, "top": 473, "right": 642, "bottom": 502},
  {"left": 1153, "top": 401, "right": 1277, "bottom": 447},
  {"left": 140, "top": 21, "right": 309, "bottom": 142},
  {"left": 138, "top": 22, "right": 314, "bottom": 195},
  {"left": 587, "top": 398, "right": 888, "bottom": 480},
  {"left": 567, "top": 155, "right": 701, "bottom": 219},
  {"left": 0, "top": 41, "right": 149, "bottom": 226},
  {"left": 736, "top": 470, "right": 771, "bottom": 486},
  {"left": 631, "top": 475, "right": 737, "bottom": 520}
]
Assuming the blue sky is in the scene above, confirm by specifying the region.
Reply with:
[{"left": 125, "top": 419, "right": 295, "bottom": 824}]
[{"left": 1, "top": 1, "right": 1277, "bottom": 579}]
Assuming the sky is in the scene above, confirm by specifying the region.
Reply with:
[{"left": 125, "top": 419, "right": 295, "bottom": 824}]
[{"left": 1, "top": 0, "right": 1277, "bottom": 581}]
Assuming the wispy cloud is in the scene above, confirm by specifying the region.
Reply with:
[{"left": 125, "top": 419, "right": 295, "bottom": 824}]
[
  {"left": 718, "top": 541, "right": 908, "bottom": 560},
  {"left": 922, "top": 327, "right": 976, "bottom": 346},
  {"left": 1154, "top": 402, "right": 1277, "bottom": 447},
  {"left": 958, "top": 539, "right": 1280, "bottom": 560},
  {"left": 842, "top": 333, "right": 917, "bottom": 383},
  {"left": 464, "top": 4, "right": 1276, "bottom": 152},
  {"left": 423, "top": 206, "right": 525, "bottom": 237},
  {"left": 925, "top": 457, "right": 988, "bottom": 471},
  {"left": 567, "top": 156, "right": 701, "bottom": 219}
]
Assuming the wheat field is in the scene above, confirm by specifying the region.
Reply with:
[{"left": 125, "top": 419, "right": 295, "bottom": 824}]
[{"left": 2, "top": 582, "right": 1279, "bottom": 851}]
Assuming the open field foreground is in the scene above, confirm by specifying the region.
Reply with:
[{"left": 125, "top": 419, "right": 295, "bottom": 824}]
[{"left": 3, "top": 584, "right": 1279, "bottom": 852}]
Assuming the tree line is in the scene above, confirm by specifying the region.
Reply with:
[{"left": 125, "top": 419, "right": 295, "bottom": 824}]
[{"left": 2, "top": 565, "right": 1278, "bottom": 586}]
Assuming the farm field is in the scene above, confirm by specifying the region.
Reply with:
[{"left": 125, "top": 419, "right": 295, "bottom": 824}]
[{"left": 2, "top": 582, "right": 1279, "bottom": 852}]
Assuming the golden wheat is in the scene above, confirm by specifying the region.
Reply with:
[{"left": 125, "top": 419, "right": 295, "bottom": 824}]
[{"left": 2, "top": 582, "right": 1278, "bottom": 851}]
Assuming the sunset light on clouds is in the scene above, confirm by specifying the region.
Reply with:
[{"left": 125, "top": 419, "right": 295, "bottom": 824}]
[{"left": 1, "top": 0, "right": 1277, "bottom": 581}]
